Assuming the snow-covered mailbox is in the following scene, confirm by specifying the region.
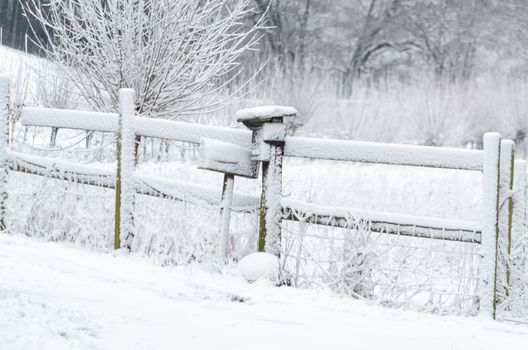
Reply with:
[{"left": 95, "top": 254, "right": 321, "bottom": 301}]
[
  {"left": 236, "top": 106, "right": 297, "bottom": 256},
  {"left": 198, "top": 138, "right": 258, "bottom": 260},
  {"left": 198, "top": 138, "right": 258, "bottom": 179}
]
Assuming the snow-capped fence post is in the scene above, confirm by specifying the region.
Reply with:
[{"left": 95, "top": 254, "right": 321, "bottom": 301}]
[
  {"left": 499, "top": 140, "right": 515, "bottom": 299},
  {"left": 0, "top": 76, "right": 9, "bottom": 231},
  {"left": 481, "top": 132, "right": 501, "bottom": 319},
  {"left": 237, "top": 106, "right": 297, "bottom": 257},
  {"left": 114, "top": 88, "right": 136, "bottom": 250}
]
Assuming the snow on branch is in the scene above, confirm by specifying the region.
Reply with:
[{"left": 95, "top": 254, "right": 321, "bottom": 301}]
[{"left": 24, "top": 0, "right": 264, "bottom": 116}]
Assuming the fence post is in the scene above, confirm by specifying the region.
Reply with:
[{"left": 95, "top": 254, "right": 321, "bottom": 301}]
[
  {"left": 219, "top": 173, "right": 235, "bottom": 260},
  {"left": 481, "top": 132, "right": 501, "bottom": 319},
  {"left": 512, "top": 159, "right": 526, "bottom": 299},
  {"left": 261, "top": 137, "right": 286, "bottom": 256},
  {"left": 499, "top": 140, "right": 515, "bottom": 300},
  {"left": 114, "top": 88, "right": 136, "bottom": 250},
  {"left": 237, "top": 108, "right": 295, "bottom": 257},
  {"left": 0, "top": 76, "right": 9, "bottom": 231},
  {"left": 512, "top": 159, "right": 527, "bottom": 249}
]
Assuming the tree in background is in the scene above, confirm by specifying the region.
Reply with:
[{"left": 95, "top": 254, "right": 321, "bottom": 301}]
[
  {"left": 25, "top": 0, "right": 262, "bottom": 118},
  {"left": 0, "top": 0, "right": 48, "bottom": 53}
]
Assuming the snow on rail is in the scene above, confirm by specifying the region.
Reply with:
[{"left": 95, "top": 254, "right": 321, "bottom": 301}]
[
  {"left": 6, "top": 151, "right": 258, "bottom": 212},
  {"left": 7, "top": 151, "right": 115, "bottom": 187},
  {"left": 132, "top": 117, "right": 252, "bottom": 146},
  {"left": 284, "top": 137, "right": 484, "bottom": 171},
  {"left": 20, "top": 108, "right": 252, "bottom": 147},
  {"left": 21, "top": 107, "right": 119, "bottom": 132},
  {"left": 7, "top": 152, "right": 480, "bottom": 240},
  {"left": 135, "top": 175, "right": 259, "bottom": 212},
  {"left": 282, "top": 199, "right": 481, "bottom": 243}
]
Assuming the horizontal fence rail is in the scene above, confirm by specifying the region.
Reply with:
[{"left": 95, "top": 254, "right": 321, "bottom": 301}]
[
  {"left": 133, "top": 117, "right": 251, "bottom": 146},
  {"left": 7, "top": 151, "right": 258, "bottom": 212},
  {"left": 22, "top": 107, "right": 119, "bottom": 132},
  {"left": 7, "top": 150, "right": 482, "bottom": 242},
  {"left": 282, "top": 199, "right": 482, "bottom": 243},
  {"left": 284, "top": 136, "right": 485, "bottom": 171},
  {"left": 8, "top": 151, "right": 116, "bottom": 187},
  {"left": 21, "top": 107, "right": 252, "bottom": 146},
  {"left": 22, "top": 108, "right": 484, "bottom": 171}
]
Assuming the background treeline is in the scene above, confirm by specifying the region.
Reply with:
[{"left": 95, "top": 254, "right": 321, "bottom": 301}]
[
  {"left": 3, "top": 0, "right": 528, "bottom": 153},
  {"left": 3, "top": 1, "right": 526, "bottom": 86},
  {"left": 0, "top": 0, "right": 47, "bottom": 52},
  {"left": 240, "top": 0, "right": 527, "bottom": 91}
]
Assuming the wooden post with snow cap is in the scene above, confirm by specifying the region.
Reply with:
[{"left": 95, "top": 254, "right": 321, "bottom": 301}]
[
  {"left": 481, "top": 132, "right": 501, "bottom": 319},
  {"left": 499, "top": 140, "right": 515, "bottom": 298},
  {"left": 114, "top": 88, "right": 136, "bottom": 250},
  {"left": 237, "top": 106, "right": 297, "bottom": 257},
  {"left": 0, "top": 76, "right": 8, "bottom": 231}
]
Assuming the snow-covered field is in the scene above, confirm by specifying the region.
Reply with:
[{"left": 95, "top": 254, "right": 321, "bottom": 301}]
[{"left": 1, "top": 233, "right": 527, "bottom": 350}]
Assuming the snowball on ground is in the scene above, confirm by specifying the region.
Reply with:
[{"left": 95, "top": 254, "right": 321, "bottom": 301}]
[
  {"left": 237, "top": 252, "right": 279, "bottom": 283},
  {"left": 236, "top": 106, "right": 297, "bottom": 122}
]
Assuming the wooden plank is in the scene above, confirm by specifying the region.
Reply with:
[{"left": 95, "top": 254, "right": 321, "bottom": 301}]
[
  {"left": 21, "top": 107, "right": 119, "bottom": 132},
  {"left": 284, "top": 136, "right": 484, "bottom": 171},
  {"left": 133, "top": 117, "right": 252, "bottom": 146}
]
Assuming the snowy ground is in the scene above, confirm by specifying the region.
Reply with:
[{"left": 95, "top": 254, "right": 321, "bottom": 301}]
[{"left": 1, "top": 234, "right": 527, "bottom": 350}]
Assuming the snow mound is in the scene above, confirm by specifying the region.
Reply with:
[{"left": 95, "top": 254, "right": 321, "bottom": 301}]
[{"left": 238, "top": 252, "right": 279, "bottom": 283}]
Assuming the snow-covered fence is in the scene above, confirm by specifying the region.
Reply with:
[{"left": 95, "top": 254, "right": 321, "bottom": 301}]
[
  {"left": 17, "top": 88, "right": 259, "bottom": 258},
  {"left": 4, "top": 80, "right": 527, "bottom": 319},
  {"left": 233, "top": 105, "right": 525, "bottom": 319}
]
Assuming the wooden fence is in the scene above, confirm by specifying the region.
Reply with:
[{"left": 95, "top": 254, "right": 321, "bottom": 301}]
[{"left": 1, "top": 78, "right": 525, "bottom": 319}]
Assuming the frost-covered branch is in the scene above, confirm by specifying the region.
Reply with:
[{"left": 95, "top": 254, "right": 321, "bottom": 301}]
[{"left": 24, "top": 0, "right": 263, "bottom": 118}]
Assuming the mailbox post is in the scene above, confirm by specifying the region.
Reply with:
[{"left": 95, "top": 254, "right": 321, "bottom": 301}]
[
  {"left": 237, "top": 106, "right": 297, "bottom": 257},
  {"left": 198, "top": 138, "right": 259, "bottom": 261}
]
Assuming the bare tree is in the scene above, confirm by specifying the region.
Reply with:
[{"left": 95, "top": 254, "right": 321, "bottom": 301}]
[
  {"left": 25, "top": 0, "right": 262, "bottom": 119},
  {"left": 338, "top": 0, "right": 415, "bottom": 95},
  {"left": 250, "top": 0, "right": 314, "bottom": 68},
  {"left": 404, "top": 0, "right": 481, "bottom": 80}
]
